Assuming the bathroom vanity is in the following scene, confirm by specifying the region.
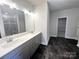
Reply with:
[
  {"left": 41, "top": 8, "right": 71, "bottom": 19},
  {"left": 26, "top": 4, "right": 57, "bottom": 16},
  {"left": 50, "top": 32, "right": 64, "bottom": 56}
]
[
  {"left": 0, "top": 2, "right": 37, "bottom": 59},
  {"left": 0, "top": 32, "right": 41, "bottom": 59}
]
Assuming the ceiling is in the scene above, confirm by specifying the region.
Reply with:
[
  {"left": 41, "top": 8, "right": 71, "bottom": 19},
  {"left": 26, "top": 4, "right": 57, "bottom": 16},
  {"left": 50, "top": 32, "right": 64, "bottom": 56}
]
[
  {"left": 2, "top": 0, "right": 79, "bottom": 12},
  {"left": 10, "top": 0, "right": 44, "bottom": 7},
  {"left": 27, "top": 0, "right": 45, "bottom": 6},
  {"left": 48, "top": 0, "right": 79, "bottom": 11},
  {"left": 7, "top": 0, "right": 45, "bottom": 11}
]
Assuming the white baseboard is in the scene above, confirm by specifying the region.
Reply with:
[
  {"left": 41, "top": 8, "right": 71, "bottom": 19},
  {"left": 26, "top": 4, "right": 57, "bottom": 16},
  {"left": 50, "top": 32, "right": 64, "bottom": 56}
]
[
  {"left": 50, "top": 34, "right": 77, "bottom": 40},
  {"left": 65, "top": 36, "right": 77, "bottom": 40},
  {"left": 77, "top": 43, "right": 79, "bottom": 47},
  {"left": 50, "top": 34, "right": 57, "bottom": 37}
]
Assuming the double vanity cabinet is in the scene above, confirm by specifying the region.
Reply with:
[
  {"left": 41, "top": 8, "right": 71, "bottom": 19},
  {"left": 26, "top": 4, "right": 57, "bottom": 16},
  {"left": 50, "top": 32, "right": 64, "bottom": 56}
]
[{"left": 0, "top": 32, "right": 41, "bottom": 59}]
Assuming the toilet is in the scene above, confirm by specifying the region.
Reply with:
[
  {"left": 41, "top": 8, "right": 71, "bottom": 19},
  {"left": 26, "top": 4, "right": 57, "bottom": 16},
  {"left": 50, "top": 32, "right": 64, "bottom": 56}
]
[{"left": 77, "top": 28, "right": 79, "bottom": 47}]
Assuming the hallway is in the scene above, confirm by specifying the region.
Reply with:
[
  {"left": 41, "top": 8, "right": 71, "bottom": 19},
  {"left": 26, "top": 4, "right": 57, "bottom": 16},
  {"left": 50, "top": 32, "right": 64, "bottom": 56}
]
[{"left": 31, "top": 37, "right": 79, "bottom": 59}]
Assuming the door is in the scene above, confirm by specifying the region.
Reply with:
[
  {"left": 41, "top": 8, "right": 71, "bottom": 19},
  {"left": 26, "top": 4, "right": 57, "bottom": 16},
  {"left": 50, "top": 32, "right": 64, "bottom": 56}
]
[{"left": 57, "top": 17, "right": 67, "bottom": 37}]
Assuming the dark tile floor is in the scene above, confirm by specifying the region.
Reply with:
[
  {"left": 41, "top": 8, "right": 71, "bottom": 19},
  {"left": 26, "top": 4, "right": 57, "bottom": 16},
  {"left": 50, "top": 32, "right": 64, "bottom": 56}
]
[{"left": 31, "top": 37, "right": 79, "bottom": 59}]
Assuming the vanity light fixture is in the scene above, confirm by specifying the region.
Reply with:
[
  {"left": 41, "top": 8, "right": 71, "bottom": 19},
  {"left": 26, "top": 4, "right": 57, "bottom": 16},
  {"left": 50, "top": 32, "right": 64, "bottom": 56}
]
[{"left": 23, "top": 9, "right": 33, "bottom": 15}]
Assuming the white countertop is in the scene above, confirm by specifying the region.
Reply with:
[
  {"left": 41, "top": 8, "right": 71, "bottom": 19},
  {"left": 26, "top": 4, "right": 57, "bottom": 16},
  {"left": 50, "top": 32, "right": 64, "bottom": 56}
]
[{"left": 0, "top": 32, "right": 41, "bottom": 58}]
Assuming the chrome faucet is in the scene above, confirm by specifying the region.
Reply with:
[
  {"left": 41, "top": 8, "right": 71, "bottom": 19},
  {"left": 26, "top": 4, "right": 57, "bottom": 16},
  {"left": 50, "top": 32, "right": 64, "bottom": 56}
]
[{"left": 6, "top": 36, "right": 13, "bottom": 43}]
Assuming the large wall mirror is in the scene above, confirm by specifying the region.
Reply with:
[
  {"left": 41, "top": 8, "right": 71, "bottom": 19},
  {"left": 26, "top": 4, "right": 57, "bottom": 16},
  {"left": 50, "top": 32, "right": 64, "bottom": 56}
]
[{"left": 0, "top": 4, "right": 34, "bottom": 39}]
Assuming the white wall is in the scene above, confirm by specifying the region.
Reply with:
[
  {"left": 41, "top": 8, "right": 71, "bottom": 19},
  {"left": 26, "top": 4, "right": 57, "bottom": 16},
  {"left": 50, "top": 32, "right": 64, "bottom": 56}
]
[
  {"left": 47, "top": 4, "right": 50, "bottom": 44},
  {"left": 77, "top": 20, "right": 79, "bottom": 46},
  {"left": 6, "top": 0, "right": 35, "bottom": 12},
  {"left": 50, "top": 8, "right": 79, "bottom": 39},
  {"left": 34, "top": 1, "right": 49, "bottom": 45}
]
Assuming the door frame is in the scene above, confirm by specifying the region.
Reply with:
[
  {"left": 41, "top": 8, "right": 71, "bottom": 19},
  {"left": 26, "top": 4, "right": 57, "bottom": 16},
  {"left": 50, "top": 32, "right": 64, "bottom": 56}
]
[{"left": 57, "top": 17, "right": 67, "bottom": 38}]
